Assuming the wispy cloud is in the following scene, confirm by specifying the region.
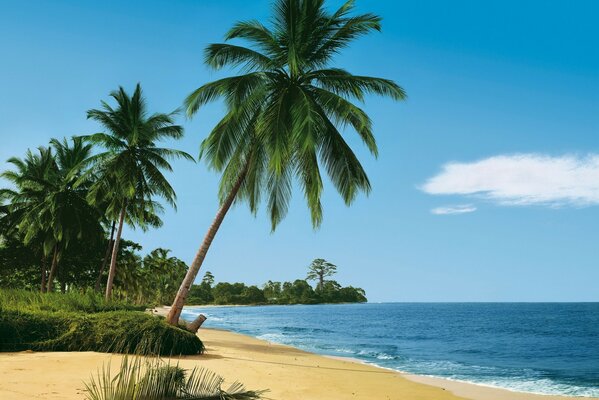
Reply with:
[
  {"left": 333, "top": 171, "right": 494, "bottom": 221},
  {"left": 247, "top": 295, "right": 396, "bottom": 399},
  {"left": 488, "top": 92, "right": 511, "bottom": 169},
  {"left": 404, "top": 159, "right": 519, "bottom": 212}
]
[
  {"left": 422, "top": 154, "right": 599, "bottom": 207},
  {"left": 431, "top": 204, "right": 477, "bottom": 215}
]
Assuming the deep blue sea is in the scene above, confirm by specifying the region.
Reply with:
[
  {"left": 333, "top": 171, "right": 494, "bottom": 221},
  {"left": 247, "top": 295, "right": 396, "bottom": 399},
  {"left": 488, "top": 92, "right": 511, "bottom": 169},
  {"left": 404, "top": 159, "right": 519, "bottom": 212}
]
[{"left": 181, "top": 303, "right": 599, "bottom": 397}]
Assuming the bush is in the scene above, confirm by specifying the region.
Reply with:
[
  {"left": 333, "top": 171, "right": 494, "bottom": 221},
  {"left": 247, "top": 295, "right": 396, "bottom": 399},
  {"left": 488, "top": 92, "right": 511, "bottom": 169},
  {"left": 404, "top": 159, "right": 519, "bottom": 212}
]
[
  {"left": 0, "top": 289, "right": 146, "bottom": 313},
  {"left": 0, "top": 308, "right": 204, "bottom": 356}
]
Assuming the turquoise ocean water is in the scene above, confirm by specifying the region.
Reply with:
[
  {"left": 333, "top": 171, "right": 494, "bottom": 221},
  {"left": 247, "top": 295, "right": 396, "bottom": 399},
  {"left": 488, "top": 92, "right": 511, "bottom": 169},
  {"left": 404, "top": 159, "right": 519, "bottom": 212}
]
[{"left": 181, "top": 303, "right": 599, "bottom": 396}]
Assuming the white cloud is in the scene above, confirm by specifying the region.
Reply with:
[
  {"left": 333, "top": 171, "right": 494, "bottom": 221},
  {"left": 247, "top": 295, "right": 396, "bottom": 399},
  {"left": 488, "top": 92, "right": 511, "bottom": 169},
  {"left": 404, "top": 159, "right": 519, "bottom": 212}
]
[
  {"left": 431, "top": 204, "right": 477, "bottom": 215},
  {"left": 422, "top": 154, "right": 599, "bottom": 207}
]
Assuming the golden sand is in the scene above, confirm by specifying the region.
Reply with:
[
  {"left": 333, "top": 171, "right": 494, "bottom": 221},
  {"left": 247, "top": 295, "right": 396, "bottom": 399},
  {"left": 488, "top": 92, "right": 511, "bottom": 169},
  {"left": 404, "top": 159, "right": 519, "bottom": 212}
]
[{"left": 1, "top": 326, "right": 596, "bottom": 399}]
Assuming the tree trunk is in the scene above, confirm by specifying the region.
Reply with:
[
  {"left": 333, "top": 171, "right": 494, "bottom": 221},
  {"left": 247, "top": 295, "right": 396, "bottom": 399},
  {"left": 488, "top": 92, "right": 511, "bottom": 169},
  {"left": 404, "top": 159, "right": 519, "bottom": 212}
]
[
  {"left": 95, "top": 221, "right": 116, "bottom": 292},
  {"left": 186, "top": 314, "right": 207, "bottom": 333},
  {"left": 105, "top": 205, "right": 127, "bottom": 300},
  {"left": 40, "top": 256, "right": 47, "bottom": 293},
  {"left": 166, "top": 163, "right": 249, "bottom": 325},
  {"left": 46, "top": 247, "right": 59, "bottom": 293}
]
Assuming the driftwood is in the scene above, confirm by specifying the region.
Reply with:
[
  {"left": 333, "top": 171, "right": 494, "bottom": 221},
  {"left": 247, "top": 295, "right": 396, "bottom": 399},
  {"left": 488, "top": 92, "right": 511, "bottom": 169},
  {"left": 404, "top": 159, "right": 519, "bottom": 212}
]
[{"left": 186, "top": 314, "right": 207, "bottom": 333}]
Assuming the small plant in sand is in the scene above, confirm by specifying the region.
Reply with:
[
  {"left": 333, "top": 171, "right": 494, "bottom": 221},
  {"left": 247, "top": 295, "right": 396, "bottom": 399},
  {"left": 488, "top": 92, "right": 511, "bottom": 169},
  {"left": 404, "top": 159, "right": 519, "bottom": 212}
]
[{"left": 84, "top": 356, "right": 267, "bottom": 400}]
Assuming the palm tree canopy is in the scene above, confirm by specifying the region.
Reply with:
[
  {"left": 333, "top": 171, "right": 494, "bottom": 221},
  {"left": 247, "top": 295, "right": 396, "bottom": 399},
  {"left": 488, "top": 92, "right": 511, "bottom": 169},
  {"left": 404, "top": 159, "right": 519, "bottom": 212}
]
[
  {"left": 83, "top": 83, "right": 194, "bottom": 224},
  {"left": 0, "top": 138, "right": 103, "bottom": 256},
  {"left": 185, "top": 0, "right": 406, "bottom": 230}
]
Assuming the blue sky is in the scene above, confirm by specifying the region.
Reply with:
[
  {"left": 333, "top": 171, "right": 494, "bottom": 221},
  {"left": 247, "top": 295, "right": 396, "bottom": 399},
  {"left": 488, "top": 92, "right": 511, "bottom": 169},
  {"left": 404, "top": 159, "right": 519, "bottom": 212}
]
[{"left": 1, "top": 0, "right": 598, "bottom": 301}]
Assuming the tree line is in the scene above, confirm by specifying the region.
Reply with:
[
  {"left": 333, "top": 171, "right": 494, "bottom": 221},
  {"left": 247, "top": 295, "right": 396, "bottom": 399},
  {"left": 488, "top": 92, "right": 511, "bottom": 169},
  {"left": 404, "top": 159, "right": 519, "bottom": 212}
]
[
  {"left": 188, "top": 260, "right": 366, "bottom": 305},
  {"left": 0, "top": 0, "right": 403, "bottom": 331}
]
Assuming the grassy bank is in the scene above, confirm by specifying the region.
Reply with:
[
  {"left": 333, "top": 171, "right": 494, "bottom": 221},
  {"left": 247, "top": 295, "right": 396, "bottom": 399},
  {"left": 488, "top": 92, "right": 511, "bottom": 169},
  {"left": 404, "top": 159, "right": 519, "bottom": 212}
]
[
  {"left": 0, "top": 290, "right": 204, "bottom": 356},
  {"left": 0, "top": 289, "right": 146, "bottom": 313}
]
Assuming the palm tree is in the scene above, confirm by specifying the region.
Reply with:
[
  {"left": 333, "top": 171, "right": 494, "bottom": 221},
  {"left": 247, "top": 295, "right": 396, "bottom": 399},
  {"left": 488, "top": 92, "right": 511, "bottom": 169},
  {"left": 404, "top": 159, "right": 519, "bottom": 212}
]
[
  {"left": 167, "top": 0, "right": 406, "bottom": 325},
  {"left": 46, "top": 137, "right": 104, "bottom": 292},
  {"left": 83, "top": 83, "right": 193, "bottom": 300},
  {"left": 0, "top": 147, "right": 57, "bottom": 291},
  {"left": 1, "top": 138, "right": 102, "bottom": 292},
  {"left": 94, "top": 200, "right": 164, "bottom": 292},
  {"left": 143, "top": 248, "right": 187, "bottom": 304}
]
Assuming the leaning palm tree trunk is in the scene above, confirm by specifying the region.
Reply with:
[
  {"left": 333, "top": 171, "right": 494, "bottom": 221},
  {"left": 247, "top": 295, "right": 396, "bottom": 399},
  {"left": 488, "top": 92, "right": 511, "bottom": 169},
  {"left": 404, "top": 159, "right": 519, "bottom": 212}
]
[
  {"left": 95, "top": 221, "right": 116, "bottom": 292},
  {"left": 105, "top": 205, "right": 126, "bottom": 300},
  {"left": 167, "top": 165, "right": 248, "bottom": 326},
  {"left": 46, "top": 246, "right": 59, "bottom": 292}
]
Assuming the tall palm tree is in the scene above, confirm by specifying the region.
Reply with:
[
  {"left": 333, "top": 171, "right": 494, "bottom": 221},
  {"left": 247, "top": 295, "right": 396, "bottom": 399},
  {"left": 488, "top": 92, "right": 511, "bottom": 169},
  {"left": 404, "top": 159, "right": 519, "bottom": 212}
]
[
  {"left": 83, "top": 83, "right": 193, "bottom": 299},
  {"left": 1, "top": 138, "right": 103, "bottom": 291},
  {"left": 0, "top": 147, "right": 57, "bottom": 291},
  {"left": 167, "top": 0, "right": 406, "bottom": 325}
]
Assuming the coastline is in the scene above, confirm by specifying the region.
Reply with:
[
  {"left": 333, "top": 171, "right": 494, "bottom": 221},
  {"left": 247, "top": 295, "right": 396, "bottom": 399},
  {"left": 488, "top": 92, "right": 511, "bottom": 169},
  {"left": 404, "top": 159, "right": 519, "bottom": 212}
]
[
  {"left": 0, "top": 308, "right": 595, "bottom": 399},
  {"left": 164, "top": 306, "right": 595, "bottom": 400}
]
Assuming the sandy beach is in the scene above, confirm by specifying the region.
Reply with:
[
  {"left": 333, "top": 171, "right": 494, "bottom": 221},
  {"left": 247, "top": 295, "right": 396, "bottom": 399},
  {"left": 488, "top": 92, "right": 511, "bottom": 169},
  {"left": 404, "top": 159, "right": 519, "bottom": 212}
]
[{"left": 0, "top": 317, "right": 595, "bottom": 400}]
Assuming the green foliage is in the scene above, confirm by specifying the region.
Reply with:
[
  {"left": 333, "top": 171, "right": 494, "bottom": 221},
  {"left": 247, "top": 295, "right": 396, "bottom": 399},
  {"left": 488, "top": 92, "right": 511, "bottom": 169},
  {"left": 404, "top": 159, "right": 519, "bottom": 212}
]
[
  {"left": 188, "top": 271, "right": 215, "bottom": 304},
  {"left": 306, "top": 258, "right": 337, "bottom": 290},
  {"left": 0, "top": 289, "right": 145, "bottom": 313},
  {"left": 0, "top": 309, "right": 203, "bottom": 355},
  {"left": 0, "top": 289, "right": 203, "bottom": 356},
  {"left": 84, "top": 357, "right": 266, "bottom": 400},
  {"left": 83, "top": 83, "right": 193, "bottom": 223},
  {"left": 185, "top": 0, "right": 405, "bottom": 231},
  {"left": 111, "top": 246, "right": 188, "bottom": 305},
  {"left": 211, "top": 283, "right": 266, "bottom": 305},
  {"left": 187, "top": 277, "right": 366, "bottom": 306}
]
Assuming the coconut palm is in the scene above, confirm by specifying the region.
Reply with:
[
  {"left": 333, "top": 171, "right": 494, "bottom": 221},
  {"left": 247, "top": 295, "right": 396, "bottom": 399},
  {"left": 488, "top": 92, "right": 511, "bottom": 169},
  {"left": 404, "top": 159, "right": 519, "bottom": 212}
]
[
  {"left": 83, "top": 83, "right": 193, "bottom": 300},
  {"left": 94, "top": 200, "right": 164, "bottom": 293},
  {"left": 0, "top": 147, "right": 57, "bottom": 291},
  {"left": 1, "top": 138, "right": 102, "bottom": 292},
  {"left": 143, "top": 248, "right": 187, "bottom": 304},
  {"left": 167, "top": 0, "right": 406, "bottom": 325}
]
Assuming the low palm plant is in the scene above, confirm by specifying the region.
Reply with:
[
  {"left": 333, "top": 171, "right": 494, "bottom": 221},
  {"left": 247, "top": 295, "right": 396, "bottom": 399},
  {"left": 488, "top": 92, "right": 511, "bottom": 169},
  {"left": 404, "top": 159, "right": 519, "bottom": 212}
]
[{"left": 84, "top": 357, "right": 266, "bottom": 400}]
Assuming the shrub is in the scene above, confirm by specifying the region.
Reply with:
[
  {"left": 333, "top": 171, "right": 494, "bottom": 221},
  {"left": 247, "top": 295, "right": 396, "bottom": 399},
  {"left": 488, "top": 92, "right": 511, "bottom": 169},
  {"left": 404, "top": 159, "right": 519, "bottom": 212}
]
[
  {"left": 0, "top": 289, "right": 146, "bottom": 313},
  {"left": 84, "top": 357, "right": 266, "bottom": 400},
  {"left": 0, "top": 309, "right": 204, "bottom": 356}
]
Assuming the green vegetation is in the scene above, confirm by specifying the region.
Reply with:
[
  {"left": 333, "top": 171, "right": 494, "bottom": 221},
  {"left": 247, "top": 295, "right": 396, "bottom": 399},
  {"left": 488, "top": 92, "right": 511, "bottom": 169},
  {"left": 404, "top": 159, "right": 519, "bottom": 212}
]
[
  {"left": 187, "top": 260, "right": 367, "bottom": 305},
  {"left": 0, "top": 84, "right": 190, "bottom": 298},
  {"left": 0, "top": 239, "right": 188, "bottom": 306},
  {"left": 0, "top": 0, "right": 396, "bottom": 332},
  {"left": 0, "top": 290, "right": 204, "bottom": 355},
  {"left": 167, "top": 0, "right": 403, "bottom": 325},
  {"left": 0, "top": 289, "right": 144, "bottom": 313},
  {"left": 84, "top": 84, "right": 193, "bottom": 300},
  {"left": 307, "top": 259, "right": 338, "bottom": 291},
  {"left": 84, "top": 357, "right": 266, "bottom": 400}
]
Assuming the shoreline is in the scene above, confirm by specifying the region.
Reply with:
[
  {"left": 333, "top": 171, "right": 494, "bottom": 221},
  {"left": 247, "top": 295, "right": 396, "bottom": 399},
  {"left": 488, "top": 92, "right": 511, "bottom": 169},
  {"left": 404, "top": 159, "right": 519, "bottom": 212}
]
[
  {"left": 0, "top": 307, "right": 595, "bottom": 399},
  {"left": 153, "top": 306, "right": 596, "bottom": 400}
]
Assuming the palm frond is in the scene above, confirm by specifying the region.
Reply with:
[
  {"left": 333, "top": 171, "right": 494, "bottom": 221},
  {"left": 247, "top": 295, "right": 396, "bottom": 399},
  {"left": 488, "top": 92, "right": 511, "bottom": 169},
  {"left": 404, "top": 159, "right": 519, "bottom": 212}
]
[{"left": 84, "top": 357, "right": 267, "bottom": 400}]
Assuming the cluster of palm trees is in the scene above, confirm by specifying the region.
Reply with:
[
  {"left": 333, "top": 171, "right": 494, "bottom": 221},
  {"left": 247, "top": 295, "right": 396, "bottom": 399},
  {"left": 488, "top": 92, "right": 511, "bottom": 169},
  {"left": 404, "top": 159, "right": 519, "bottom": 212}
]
[
  {"left": 113, "top": 248, "right": 188, "bottom": 305},
  {"left": 1, "top": 84, "right": 191, "bottom": 299},
  {"left": 1, "top": 0, "right": 405, "bottom": 328}
]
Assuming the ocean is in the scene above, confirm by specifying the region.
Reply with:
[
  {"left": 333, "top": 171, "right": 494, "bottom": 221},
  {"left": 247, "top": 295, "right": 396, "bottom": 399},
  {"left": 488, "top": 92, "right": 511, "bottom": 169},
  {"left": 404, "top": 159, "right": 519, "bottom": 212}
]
[{"left": 181, "top": 303, "right": 599, "bottom": 397}]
